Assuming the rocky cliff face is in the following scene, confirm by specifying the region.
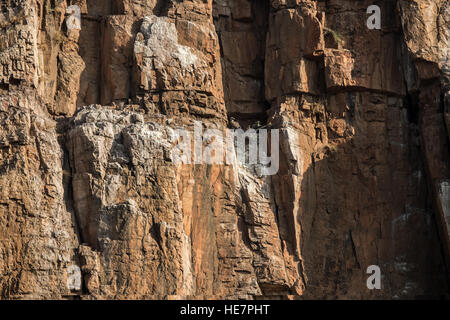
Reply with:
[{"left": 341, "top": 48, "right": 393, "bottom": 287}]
[{"left": 0, "top": 0, "right": 449, "bottom": 299}]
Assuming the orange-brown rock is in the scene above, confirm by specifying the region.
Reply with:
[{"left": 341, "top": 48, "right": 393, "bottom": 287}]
[{"left": 0, "top": 0, "right": 449, "bottom": 300}]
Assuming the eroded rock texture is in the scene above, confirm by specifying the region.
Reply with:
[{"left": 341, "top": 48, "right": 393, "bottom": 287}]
[{"left": 0, "top": 0, "right": 449, "bottom": 299}]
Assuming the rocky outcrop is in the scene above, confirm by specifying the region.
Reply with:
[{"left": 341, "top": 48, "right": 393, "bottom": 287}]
[{"left": 0, "top": 0, "right": 449, "bottom": 299}]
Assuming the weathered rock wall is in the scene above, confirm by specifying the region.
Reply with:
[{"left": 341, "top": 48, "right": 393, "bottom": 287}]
[{"left": 0, "top": 0, "right": 448, "bottom": 299}]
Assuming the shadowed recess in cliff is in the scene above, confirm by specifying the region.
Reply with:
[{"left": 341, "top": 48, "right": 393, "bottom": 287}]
[
  {"left": 233, "top": 84, "right": 449, "bottom": 298},
  {"left": 213, "top": 0, "right": 270, "bottom": 125}
]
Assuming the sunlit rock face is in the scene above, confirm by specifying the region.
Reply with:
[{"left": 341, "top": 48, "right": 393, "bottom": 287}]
[{"left": 0, "top": 0, "right": 449, "bottom": 299}]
